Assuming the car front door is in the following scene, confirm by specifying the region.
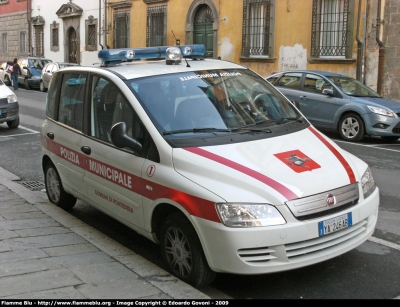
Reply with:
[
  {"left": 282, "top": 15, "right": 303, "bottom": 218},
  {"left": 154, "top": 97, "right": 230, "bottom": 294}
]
[
  {"left": 43, "top": 64, "right": 53, "bottom": 87},
  {"left": 298, "top": 73, "right": 345, "bottom": 129},
  {"left": 82, "top": 75, "right": 146, "bottom": 229}
]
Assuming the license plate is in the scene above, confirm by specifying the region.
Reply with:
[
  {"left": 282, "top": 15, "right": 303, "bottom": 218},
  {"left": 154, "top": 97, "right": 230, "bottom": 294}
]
[{"left": 318, "top": 212, "right": 352, "bottom": 236}]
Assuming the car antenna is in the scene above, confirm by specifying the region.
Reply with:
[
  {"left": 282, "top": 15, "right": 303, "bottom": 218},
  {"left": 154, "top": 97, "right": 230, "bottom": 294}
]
[{"left": 171, "top": 30, "right": 190, "bottom": 68}]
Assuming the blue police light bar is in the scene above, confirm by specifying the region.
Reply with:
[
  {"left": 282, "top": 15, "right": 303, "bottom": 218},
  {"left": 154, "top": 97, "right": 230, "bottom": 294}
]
[{"left": 98, "top": 45, "right": 206, "bottom": 65}]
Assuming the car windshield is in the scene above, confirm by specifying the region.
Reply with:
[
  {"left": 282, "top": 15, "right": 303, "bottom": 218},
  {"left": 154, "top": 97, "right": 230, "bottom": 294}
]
[
  {"left": 127, "top": 69, "right": 302, "bottom": 137},
  {"left": 29, "top": 59, "right": 52, "bottom": 70},
  {"left": 328, "top": 76, "right": 380, "bottom": 98}
]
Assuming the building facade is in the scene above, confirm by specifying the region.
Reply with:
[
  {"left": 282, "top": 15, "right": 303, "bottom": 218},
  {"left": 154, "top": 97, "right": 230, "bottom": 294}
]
[
  {"left": 0, "top": 0, "right": 399, "bottom": 101},
  {"left": 0, "top": 0, "right": 30, "bottom": 61}
]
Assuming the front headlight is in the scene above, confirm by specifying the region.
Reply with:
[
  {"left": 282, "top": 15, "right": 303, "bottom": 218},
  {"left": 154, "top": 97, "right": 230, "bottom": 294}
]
[
  {"left": 7, "top": 94, "right": 17, "bottom": 104},
  {"left": 216, "top": 203, "right": 286, "bottom": 227},
  {"left": 361, "top": 167, "right": 376, "bottom": 199},
  {"left": 367, "top": 105, "right": 394, "bottom": 117}
]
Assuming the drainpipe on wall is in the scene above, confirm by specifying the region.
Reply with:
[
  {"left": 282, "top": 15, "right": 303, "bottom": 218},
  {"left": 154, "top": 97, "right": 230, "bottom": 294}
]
[
  {"left": 27, "top": 0, "right": 32, "bottom": 55},
  {"left": 99, "top": 0, "right": 103, "bottom": 50},
  {"left": 356, "top": 0, "right": 363, "bottom": 81},
  {"left": 376, "top": 0, "right": 385, "bottom": 95}
]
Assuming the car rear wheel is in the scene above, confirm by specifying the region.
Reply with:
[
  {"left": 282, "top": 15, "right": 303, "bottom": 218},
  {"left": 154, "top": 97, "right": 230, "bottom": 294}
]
[
  {"left": 380, "top": 136, "right": 399, "bottom": 142},
  {"left": 159, "top": 212, "right": 216, "bottom": 288},
  {"left": 24, "top": 79, "right": 30, "bottom": 90},
  {"left": 7, "top": 117, "right": 19, "bottom": 129},
  {"left": 44, "top": 162, "right": 77, "bottom": 210},
  {"left": 39, "top": 81, "right": 46, "bottom": 92},
  {"left": 338, "top": 113, "right": 365, "bottom": 142}
]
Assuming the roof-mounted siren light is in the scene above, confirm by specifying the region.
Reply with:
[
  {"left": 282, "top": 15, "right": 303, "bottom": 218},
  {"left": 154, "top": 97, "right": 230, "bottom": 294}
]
[
  {"left": 166, "top": 47, "right": 182, "bottom": 65},
  {"left": 98, "top": 45, "right": 206, "bottom": 66},
  {"left": 98, "top": 48, "right": 136, "bottom": 66}
]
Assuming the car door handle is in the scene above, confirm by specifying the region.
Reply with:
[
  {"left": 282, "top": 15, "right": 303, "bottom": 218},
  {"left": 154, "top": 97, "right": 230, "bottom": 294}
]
[
  {"left": 46, "top": 132, "right": 54, "bottom": 140},
  {"left": 300, "top": 95, "right": 307, "bottom": 99},
  {"left": 81, "top": 146, "right": 91, "bottom": 155}
]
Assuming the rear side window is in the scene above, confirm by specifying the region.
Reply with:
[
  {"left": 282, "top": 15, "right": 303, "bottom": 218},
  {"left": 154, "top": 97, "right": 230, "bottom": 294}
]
[
  {"left": 57, "top": 73, "right": 87, "bottom": 131},
  {"left": 46, "top": 72, "right": 61, "bottom": 119}
]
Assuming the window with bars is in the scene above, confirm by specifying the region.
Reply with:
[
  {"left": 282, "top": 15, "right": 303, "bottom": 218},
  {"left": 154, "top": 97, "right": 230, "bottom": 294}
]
[
  {"left": 147, "top": 6, "right": 166, "bottom": 47},
  {"left": 311, "top": 0, "right": 350, "bottom": 58},
  {"left": 33, "top": 25, "right": 44, "bottom": 57},
  {"left": 114, "top": 12, "right": 130, "bottom": 48},
  {"left": 50, "top": 22, "right": 59, "bottom": 52},
  {"left": 2, "top": 33, "right": 7, "bottom": 53},
  {"left": 20, "top": 31, "right": 26, "bottom": 53},
  {"left": 242, "top": 0, "right": 274, "bottom": 58},
  {"left": 85, "top": 17, "right": 98, "bottom": 52}
]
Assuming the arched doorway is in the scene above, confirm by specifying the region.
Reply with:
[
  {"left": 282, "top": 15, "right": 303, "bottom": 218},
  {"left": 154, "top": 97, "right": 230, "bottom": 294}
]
[
  {"left": 193, "top": 5, "right": 214, "bottom": 58},
  {"left": 68, "top": 27, "right": 78, "bottom": 63}
]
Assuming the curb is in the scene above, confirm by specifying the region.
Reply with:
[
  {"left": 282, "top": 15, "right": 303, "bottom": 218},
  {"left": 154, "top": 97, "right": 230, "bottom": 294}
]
[{"left": 0, "top": 166, "right": 210, "bottom": 299}]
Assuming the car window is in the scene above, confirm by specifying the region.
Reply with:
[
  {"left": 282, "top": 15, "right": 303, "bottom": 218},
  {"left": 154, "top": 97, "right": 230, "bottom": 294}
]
[
  {"left": 303, "top": 74, "right": 332, "bottom": 94},
  {"left": 266, "top": 75, "right": 280, "bottom": 84},
  {"left": 276, "top": 73, "right": 302, "bottom": 89},
  {"left": 327, "top": 76, "right": 380, "bottom": 97},
  {"left": 46, "top": 72, "right": 62, "bottom": 119},
  {"left": 128, "top": 69, "right": 300, "bottom": 135},
  {"left": 90, "top": 76, "right": 144, "bottom": 147},
  {"left": 58, "top": 73, "right": 87, "bottom": 131}
]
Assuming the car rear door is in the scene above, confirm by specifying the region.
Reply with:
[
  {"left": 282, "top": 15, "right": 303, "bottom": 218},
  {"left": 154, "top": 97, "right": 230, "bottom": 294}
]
[{"left": 43, "top": 71, "right": 88, "bottom": 197}]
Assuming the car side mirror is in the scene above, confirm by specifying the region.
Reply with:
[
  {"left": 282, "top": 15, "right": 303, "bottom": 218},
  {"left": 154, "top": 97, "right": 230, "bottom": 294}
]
[
  {"left": 322, "top": 88, "right": 334, "bottom": 96},
  {"left": 291, "top": 100, "right": 300, "bottom": 109},
  {"left": 111, "top": 122, "right": 142, "bottom": 155}
]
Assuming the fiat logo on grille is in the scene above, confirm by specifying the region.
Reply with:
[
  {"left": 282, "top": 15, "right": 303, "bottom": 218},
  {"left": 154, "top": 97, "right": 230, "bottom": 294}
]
[{"left": 326, "top": 194, "right": 336, "bottom": 206}]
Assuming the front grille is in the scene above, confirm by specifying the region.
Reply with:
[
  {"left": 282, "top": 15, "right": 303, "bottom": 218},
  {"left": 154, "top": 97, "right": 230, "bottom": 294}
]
[
  {"left": 0, "top": 112, "right": 7, "bottom": 119},
  {"left": 237, "top": 247, "right": 276, "bottom": 264},
  {"left": 392, "top": 122, "right": 400, "bottom": 134},
  {"left": 285, "top": 218, "right": 367, "bottom": 259},
  {"left": 0, "top": 98, "right": 7, "bottom": 106},
  {"left": 285, "top": 183, "right": 359, "bottom": 220}
]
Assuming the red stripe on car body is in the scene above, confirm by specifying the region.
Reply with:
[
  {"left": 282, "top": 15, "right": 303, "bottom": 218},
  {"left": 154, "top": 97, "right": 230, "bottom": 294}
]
[
  {"left": 183, "top": 147, "right": 299, "bottom": 201},
  {"left": 43, "top": 139, "right": 221, "bottom": 223},
  {"left": 308, "top": 126, "right": 356, "bottom": 183}
]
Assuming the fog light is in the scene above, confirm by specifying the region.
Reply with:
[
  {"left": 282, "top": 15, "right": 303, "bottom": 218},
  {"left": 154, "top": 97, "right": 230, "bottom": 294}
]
[{"left": 372, "top": 123, "right": 389, "bottom": 129}]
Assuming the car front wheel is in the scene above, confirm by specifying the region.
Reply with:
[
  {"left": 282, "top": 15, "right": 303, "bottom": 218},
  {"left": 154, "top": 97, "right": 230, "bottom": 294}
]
[
  {"left": 338, "top": 113, "right": 365, "bottom": 142},
  {"left": 39, "top": 81, "right": 46, "bottom": 92},
  {"left": 159, "top": 212, "right": 216, "bottom": 288},
  {"left": 24, "top": 79, "right": 30, "bottom": 90},
  {"left": 7, "top": 117, "right": 19, "bottom": 129},
  {"left": 44, "top": 162, "right": 77, "bottom": 210}
]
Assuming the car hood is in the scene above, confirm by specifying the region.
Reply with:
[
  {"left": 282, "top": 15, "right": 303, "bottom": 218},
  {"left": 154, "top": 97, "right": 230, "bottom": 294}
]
[
  {"left": 350, "top": 96, "right": 400, "bottom": 112},
  {"left": 172, "top": 127, "right": 366, "bottom": 204},
  {"left": 0, "top": 84, "right": 15, "bottom": 97}
]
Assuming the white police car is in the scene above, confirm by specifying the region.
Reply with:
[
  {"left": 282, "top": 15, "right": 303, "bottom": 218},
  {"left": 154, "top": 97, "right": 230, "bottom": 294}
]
[{"left": 41, "top": 45, "right": 379, "bottom": 288}]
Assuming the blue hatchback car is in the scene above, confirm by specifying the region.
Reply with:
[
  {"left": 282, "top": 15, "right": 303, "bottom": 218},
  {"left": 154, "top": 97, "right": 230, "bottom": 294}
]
[
  {"left": 17, "top": 57, "right": 52, "bottom": 90},
  {"left": 266, "top": 70, "right": 400, "bottom": 142}
]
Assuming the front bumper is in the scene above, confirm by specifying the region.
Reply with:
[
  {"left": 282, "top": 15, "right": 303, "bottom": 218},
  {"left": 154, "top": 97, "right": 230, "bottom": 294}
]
[
  {"left": 0, "top": 104, "right": 19, "bottom": 123},
  {"left": 27, "top": 78, "right": 41, "bottom": 88},
  {"left": 193, "top": 187, "right": 379, "bottom": 275},
  {"left": 363, "top": 113, "right": 400, "bottom": 137}
]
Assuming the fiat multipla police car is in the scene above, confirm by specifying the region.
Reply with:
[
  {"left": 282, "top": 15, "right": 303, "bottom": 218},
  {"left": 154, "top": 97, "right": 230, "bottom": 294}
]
[{"left": 41, "top": 45, "right": 379, "bottom": 288}]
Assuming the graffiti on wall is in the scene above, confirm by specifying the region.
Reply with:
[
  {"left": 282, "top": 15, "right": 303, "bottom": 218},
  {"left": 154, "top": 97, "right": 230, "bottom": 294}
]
[{"left": 279, "top": 44, "right": 307, "bottom": 71}]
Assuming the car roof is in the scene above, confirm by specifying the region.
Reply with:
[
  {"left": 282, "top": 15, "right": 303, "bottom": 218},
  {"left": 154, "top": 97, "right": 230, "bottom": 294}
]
[
  {"left": 272, "top": 70, "right": 350, "bottom": 78},
  {"left": 59, "top": 58, "right": 246, "bottom": 80}
]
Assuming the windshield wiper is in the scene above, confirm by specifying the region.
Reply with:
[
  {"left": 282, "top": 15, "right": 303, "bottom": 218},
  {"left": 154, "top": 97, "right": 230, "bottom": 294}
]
[
  {"left": 275, "top": 117, "right": 304, "bottom": 124},
  {"left": 163, "top": 128, "right": 232, "bottom": 135}
]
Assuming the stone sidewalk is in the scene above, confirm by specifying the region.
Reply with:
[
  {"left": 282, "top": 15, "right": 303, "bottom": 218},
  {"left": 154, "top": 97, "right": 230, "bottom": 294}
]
[{"left": 0, "top": 166, "right": 209, "bottom": 299}]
